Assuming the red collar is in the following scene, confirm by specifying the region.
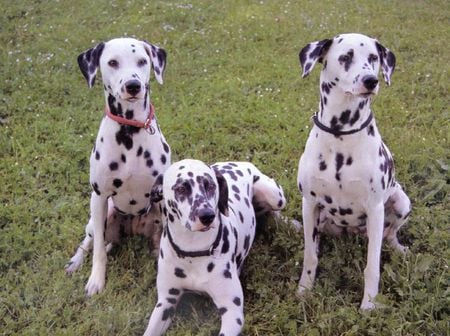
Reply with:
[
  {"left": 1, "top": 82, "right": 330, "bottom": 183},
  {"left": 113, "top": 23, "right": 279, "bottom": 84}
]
[{"left": 104, "top": 104, "right": 155, "bottom": 130}]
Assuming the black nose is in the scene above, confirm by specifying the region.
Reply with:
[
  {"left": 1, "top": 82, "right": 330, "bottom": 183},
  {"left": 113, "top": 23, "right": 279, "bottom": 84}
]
[
  {"left": 362, "top": 75, "right": 379, "bottom": 91},
  {"left": 198, "top": 208, "right": 215, "bottom": 226},
  {"left": 125, "top": 80, "right": 141, "bottom": 96}
]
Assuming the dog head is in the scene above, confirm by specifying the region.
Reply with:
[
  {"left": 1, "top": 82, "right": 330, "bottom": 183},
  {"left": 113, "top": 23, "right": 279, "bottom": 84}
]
[
  {"left": 299, "top": 33, "right": 395, "bottom": 97},
  {"left": 77, "top": 38, "right": 166, "bottom": 102},
  {"left": 151, "top": 159, "right": 229, "bottom": 232}
]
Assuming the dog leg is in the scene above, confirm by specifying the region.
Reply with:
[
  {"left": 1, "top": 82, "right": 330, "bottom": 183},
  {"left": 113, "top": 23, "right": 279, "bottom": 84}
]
[
  {"left": 297, "top": 198, "right": 320, "bottom": 296},
  {"left": 85, "top": 192, "right": 108, "bottom": 296},
  {"left": 361, "top": 202, "right": 384, "bottom": 310},
  {"left": 143, "top": 286, "right": 183, "bottom": 336},
  {"left": 209, "top": 280, "right": 245, "bottom": 336},
  {"left": 384, "top": 186, "right": 411, "bottom": 253},
  {"left": 64, "top": 219, "right": 93, "bottom": 273}
]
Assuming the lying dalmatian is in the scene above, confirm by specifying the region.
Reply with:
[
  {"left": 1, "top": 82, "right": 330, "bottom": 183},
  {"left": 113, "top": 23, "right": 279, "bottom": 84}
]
[
  {"left": 143, "top": 159, "right": 286, "bottom": 336},
  {"left": 64, "top": 38, "right": 171, "bottom": 296},
  {"left": 296, "top": 33, "right": 411, "bottom": 309}
]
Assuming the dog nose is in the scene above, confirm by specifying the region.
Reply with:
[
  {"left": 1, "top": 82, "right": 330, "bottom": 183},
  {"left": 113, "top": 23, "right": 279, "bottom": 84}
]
[
  {"left": 362, "top": 75, "right": 379, "bottom": 91},
  {"left": 198, "top": 208, "right": 215, "bottom": 226},
  {"left": 125, "top": 80, "right": 141, "bottom": 96}
]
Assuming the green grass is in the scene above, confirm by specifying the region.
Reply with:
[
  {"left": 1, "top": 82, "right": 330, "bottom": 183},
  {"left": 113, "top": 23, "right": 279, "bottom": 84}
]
[{"left": 1, "top": 0, "right": 449, "bottom": 335}]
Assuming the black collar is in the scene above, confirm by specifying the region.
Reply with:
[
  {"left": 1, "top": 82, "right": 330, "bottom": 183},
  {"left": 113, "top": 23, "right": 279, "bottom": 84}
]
[
  {"left": 166, "top": 216, "right": 223, "bottom": 258},
  {"left": 313, "top": 111, "right": 373, "bottom": 136}
]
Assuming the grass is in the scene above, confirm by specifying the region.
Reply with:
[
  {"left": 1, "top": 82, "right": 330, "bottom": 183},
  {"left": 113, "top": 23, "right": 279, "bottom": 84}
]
[{"left": 1, "top": 0, "right": 449, "bottom": 335}]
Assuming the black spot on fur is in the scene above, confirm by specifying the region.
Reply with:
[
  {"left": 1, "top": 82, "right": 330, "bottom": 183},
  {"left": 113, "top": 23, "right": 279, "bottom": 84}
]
[
  {"left": 338, "top": 207, "right": 353, "bottom": 216},
  {"left": 218, "top": 307, "right": 228, "bottom": 316},
  {"left": 162, "top": 307, "right": 175, "bottom": 321},
  {"left": 233, "top": 297, "right": 241, "bottom": 306},
  {"left": 221, "top": 226, "right": 230, "bottom": 254},
  {"left": 163, "top": 142, "right": 170, "bottom": 154},
  {"left": 167, "top": 297, "right": 177, "bottom": 304},
  {"left": 109, "top": 161, "right": 119, "bottom": 170},
  {"left": 95, "top": 151, "right": 100, "bottom": 160},
  {"left": 116, "top": 125, "right": 139, "bottom": 150},
  {"left": 113, "top": 179, "right": 123, "bottom": 188},
  {"left": 125, "top": 109, "right": 134, "bottom": 119},
  {"left": 207, "top": 262, "right": 215, "bottom": 272},
  {"left": 174, "top": 267, "right": 186, "bottom": 278},
  {"left": 92, "top": 182, "right": 101, "bottom": 195},
  {"left": 243, "top": 235, "right": 250, "bottom": 252},
  {"left": 324, "top": 195, "right": 332, "bottom": 204},
  {"left": 223, "top": 269, "right": 232, "bottom": 279},
  {"left": 169, "top": 288, "right": 180, "bottom": 296},
  {"left": 339, "top": 110, "right": 351, "bottom": 124},
  {"left": 319, "top": 161, "right": 327, "bottom": 171},
  {"left": 137, "top": 146, "right": 143, "bottom": 156},
  {"left": 312, "top": 227, "right": 318, "bottom": 241}
]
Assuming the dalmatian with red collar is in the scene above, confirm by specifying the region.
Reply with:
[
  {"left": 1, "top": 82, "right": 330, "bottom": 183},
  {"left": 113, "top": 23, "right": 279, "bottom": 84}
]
[
  {"left": 64, "top": 38, "right": 171, "bottom": 296},
  {"left": 296, "top": 33, "right": 411, "bottom": 309},
  {"left": 143, "top": 159, "right": 286, "bottom": 336}
]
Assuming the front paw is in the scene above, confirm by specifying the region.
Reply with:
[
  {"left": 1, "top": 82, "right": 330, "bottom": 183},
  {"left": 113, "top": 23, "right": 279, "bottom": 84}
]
[
  {"left": 360, "top": 299, "right": 376, "bottom": 310},
  {"left": 85, "top": 271, "right": 105, "bottom": 296},
  {"left": 64, "top": 252, "right": 84, "bottom": 274},
  {"left": 296, "top": 284, "right": 311, "bottom": 298}
]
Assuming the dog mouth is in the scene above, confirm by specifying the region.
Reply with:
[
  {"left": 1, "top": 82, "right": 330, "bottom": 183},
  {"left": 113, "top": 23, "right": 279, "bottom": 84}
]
[
  {"left": 359, "top": 91, "right": 375, "bottom": 97},
  {"left": 345, "top": 91, "right": 376, "bottom": 98},
  {"left": 126, "top": 96, "right": 140, "bottom": 102}
]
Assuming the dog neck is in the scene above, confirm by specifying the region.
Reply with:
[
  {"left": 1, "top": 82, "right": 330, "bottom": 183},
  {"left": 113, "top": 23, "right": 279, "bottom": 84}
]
[
  {"left": 104, "top": 88, "right": 151, "bottom": 122},
  {"left": 316, "top": 78, "right": 373, "bottom": 135},
  {"left": 165, "top": 216, "right": 224, "bottom": 258}
]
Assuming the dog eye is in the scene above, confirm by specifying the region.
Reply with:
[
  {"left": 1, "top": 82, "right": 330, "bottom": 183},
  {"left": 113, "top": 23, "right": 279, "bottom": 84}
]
[
  {"left": 138, "top": 58, "right": 148, "bottom": 67},
  {"left": 108, "top": 60, "right": 119, "bottom": 68},
  {"left": 368, "top": 54, "right": 378, "bottom": 63}
]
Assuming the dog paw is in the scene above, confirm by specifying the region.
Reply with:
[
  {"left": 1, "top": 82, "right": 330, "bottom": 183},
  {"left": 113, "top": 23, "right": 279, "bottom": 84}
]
[
  {"left": 64, "top": 261, "right": 79, "bottom": 274},
  {"left": 360, "top": 300, "right": 376, "bottom": 310},
  {"left": 85, "top": 273, "right": 105, "bottom": 297},
  {"left": 64, "top": 254, "right": 84, "bottom": 274},
  {"left": 296, "top": 285, "right": 310, "bottom": 298}
]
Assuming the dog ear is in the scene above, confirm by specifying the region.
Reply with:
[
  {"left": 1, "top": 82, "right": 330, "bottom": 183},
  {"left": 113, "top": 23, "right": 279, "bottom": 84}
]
[
  {"left": 375, "top": 41, "right": 396, "bottom": 86},
  {"left": 299, "top": 38, "right": 333, "bottom": 78},
  {"left": 77, "top": 42, "right": 105, "bottom": 88},
  {"left": 213, "top": 168, "right": 229, "bottom": 217},
  {"left": 143, "top": 41, "right": 167, "bottom": 85},
  {"left": 150, "top": 174, "right": 164, "bottom": 204}
]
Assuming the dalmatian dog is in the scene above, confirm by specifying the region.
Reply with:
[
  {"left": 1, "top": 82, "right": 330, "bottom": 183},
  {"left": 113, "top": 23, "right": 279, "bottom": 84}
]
[
  {"left": 296, "top": 33, "right": 411, "bottom": 309},
  {"left": 143, "top": 159, "right": 286, "bottom": 336},
  {"left": 64, "top": 38, "right": 171, "bottom": 296}
]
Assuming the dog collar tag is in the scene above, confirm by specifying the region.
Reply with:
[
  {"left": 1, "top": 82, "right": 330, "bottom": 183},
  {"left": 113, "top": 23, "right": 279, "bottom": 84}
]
[{"left": 145, "top": 125, "right": 156, "bottom": 135}]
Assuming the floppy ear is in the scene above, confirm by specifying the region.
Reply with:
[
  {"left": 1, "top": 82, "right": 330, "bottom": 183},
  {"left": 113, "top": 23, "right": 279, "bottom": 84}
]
[
  {"left": 77, "top": 42, "right": 105, "bottom": 88},
  {"left": 375, "top": 41, "right": 396, "bottom": 86},
  {"left": 143, "top": 41, "right": 167, "bottom": 85},
  {"left": 213, "top": 168, "right": 229, "bottom": 217},
  {"left": 299, "top": 38, "right": 333, "bottom": 78},
  {"left": 150, "top": 174, "right": 164, "bottom": 204}
]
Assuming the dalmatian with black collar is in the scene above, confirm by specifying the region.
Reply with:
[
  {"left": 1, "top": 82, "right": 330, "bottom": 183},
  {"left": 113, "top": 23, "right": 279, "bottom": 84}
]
[
  {"left": 143, "top": 159, "right": 286, "bottom": 336},
  {"left": 64, "top": 38, "right": 171, "bottom": 296},
  {"left": 296, "top": 33, "right": 411, "bottom": 309}
]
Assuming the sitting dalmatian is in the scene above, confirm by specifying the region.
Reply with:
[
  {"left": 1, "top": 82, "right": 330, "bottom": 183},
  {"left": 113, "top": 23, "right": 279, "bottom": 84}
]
[
  {"left": 64, "top": 38, "right": 171, "bottom": 296},
  {"left": 296, "top": 33, "right": 411, "bottom": 309},
  {"left": 143, "top": 159, "right": 286, "bottom": 336}
]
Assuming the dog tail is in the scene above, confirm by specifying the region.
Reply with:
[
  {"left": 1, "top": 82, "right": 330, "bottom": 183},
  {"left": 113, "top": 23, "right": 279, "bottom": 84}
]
[{"left": 250, "top": 164, "right": 286, "bottom": 218}]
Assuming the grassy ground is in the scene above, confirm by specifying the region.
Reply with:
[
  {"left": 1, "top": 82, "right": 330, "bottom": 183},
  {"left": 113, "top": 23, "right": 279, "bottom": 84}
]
[{"left": 1, "top": 0, "right": 449, "bottom": 335}]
